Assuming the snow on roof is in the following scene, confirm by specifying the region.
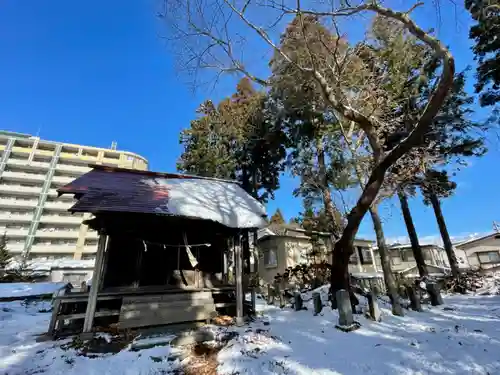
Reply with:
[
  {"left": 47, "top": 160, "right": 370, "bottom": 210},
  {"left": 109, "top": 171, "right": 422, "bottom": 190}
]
[
  {"left": 454, "top": 232, "right": 500, "bottom": 248},
  {"left": 58, "top": 166, "right": 268, "bottom": 229},
  {"left": 0, "top": 282, "right": 68, "bottom": 299},
  {"left": 6, "top": 258, "right": 95, "bottom": 272}
]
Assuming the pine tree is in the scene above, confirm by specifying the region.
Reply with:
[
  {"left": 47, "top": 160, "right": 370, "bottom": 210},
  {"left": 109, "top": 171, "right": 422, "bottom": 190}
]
[
  {"left": 0, "top": 233, "right": 10, "bottom": 269},
  {"left": 178, "top": 78, "right": 287, "bottom": 202},
  {"left": 466, "top": 0, "right": 500, "bottom": 107},
  {"left": 269, "top": 209, "right": 286, "bottom": 225},
  {"left": 421, "top": 170, "right": 460, "bottom": 277}
]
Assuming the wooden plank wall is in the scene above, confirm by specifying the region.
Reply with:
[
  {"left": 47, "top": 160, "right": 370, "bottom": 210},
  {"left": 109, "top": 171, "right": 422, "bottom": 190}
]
[{"left": 118, "top": 291, "right": 216, "bottom": 329}]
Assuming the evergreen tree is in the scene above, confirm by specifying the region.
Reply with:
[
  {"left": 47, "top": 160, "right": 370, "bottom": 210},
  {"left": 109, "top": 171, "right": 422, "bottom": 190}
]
[
  {"left": 360, "top": 16, "right": 487, "bottom": 279},
  {"left": 178, "top": 78, "right": 287, "bottom": 202},
  {"left": 466, "top": 0, "right": 500, "bottom": 107},
  {"left": 0, "top": 233, "right": 9, "bottom": 269},
  {"left": 269, "top": 15, "right": 350, "bottom": 238},
  {"left": 269, "top": 209, "right": 286, "bottom": 225},
  {"left": 421, "top": 170, "right": 460, "bottom": 277}
]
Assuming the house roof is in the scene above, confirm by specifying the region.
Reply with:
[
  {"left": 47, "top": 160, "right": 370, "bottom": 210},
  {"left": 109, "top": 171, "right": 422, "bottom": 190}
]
[
  {"left": 257, "top": 223, "right": 373, "bottom": 244},
  {"left": 454, "top": 232, "right": 500, "bottom": 248},
  {"left": 388, "top": 243, "right": 444, "bottom": 250},
  {"left": 57, "top": 165, "right": 268, "bottom": 229}
]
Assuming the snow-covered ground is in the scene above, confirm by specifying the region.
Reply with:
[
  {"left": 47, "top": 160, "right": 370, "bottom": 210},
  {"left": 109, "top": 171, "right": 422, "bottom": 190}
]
[
  {"left": 0, "top": 282, "right": 68, "bottom": 299},
  {"left": 2, "top": 288, "right": 500, "bottom": 374}
]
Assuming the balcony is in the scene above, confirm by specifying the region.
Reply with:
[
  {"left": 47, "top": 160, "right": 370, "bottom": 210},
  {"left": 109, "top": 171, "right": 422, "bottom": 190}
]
[
  {"left": 30, "top": 245, "right": 77, "bottom": 254},
  {"left": 0, "top": 184, "right": 42, "bottom": 196},
  {"left": 56, "top": 163, "right": 91, "bottom": 175},
  {"left": 82, "top": 246, "right": 97, "bottom": 253},
  {"left": 0, "top": 198, "right": 38, "bottom": 209},
  {"left": 44, "top": 200, "right": 73, "bottom": 211},
  {"left": 5, "top": 244, "right": 24, "bottom": 253},
  {"left": 35, "top": 229, "right": 80, "bottom": 239},
  {"left": 85, "top": 230, "right": 98, "bottom": 239},
  {"left": 2, "top": 170, "right": 46, "bottom": 183},
  {"left": 0, "top": 212, "right": 33, "bottom": 223},
  {"left": 2, "top": 228, "right": 30, "bottom": 237},
  {"left": 51, "top": 175, "right": 75, "bottom": 186},
  {"left": 7, "top": 158, "right": 50, "bottom": 170},
  {"left": 47, "top": 189, "right": 75, "bottom": 201},
  {"left": 39, "top": 215, "right": 82, "bottom": 225},
  {"left": 59, "top": 152, "right": 98, "bottom": 163}
]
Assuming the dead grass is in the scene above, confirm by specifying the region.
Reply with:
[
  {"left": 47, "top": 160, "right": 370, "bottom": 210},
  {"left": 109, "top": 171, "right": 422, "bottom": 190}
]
[{"left": 178, "top": 343, "right": 224, "bottom": 375}]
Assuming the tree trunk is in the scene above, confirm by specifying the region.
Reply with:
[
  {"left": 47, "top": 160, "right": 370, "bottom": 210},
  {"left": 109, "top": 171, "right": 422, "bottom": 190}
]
[
  {"left": 329, "top": 167, "right": 386, "bottom": 298},
  {"left": 397, "top": 190, "right": 428, "bottom": 278},
  {"left": 429, "top": 192, "right": 460, "bottom": 278},
  {"left": 369, "top": 205, "right": 404, "bottom": 316},
  {"left": 316, "top": 138, "right": 340, "bottom": 238}
]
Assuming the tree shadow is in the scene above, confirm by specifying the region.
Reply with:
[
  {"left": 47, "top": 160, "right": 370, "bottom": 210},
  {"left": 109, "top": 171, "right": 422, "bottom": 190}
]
[{"left": 217, "top": 295, "right": 500, "bottom": 374}]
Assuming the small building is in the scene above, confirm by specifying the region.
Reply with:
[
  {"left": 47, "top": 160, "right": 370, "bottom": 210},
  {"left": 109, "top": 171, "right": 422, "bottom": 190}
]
[
  {"left": 256, "top": 223, "right": 375, "bottom": 284},
  {"left": 6, "top": 258, "right": 94, "bottom": 284},
  {"left": 455, "top": 232, "right": 500, "bottom": 272},
  {"left": 48, "top": 165, "right": 267, "bottom": 336},
  {"left": 373, "top": 243, "right": 451, "bottom": 274}
]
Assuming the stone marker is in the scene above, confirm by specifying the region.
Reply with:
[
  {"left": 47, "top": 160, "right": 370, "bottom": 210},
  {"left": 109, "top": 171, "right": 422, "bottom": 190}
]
[
  {"left": 294, "top": 292, "right": 303, "bottom": 311},
  {"left": 406, "top": 286, "right": 423, "bottom": 312},
  {"left": 250, "top": 288, "right": 256, "bottom": 315},
  {"left": 267, "top": 284, "right": 274, "bottom": 305},
  {"left": 367, "top": 291, "right": 382, "bottom": 322},
  {"left": 336, "top": 289, "right": 354, "bottom": 326},
  {"left": 312, "top": 292, "right": 323, "bottom": 315},
  {"left": 426, "top": 282, "right": 443, "bottom": 306},
  {"left": 278, "top": 288, "right": 285, "bottom": 308}
]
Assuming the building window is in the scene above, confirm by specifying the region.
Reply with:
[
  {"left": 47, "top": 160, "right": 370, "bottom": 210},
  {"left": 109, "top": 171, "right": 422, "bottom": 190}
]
[
  {"left": 358, "top": 247, "right": 373, "bottom": 264},
  {"left": 264, "top": 248, "right": 278, "bottom": 268},
  {"left": 391, "top": 255, "right": 402, "bottom": 266},
  {"left": 477, "top": 251, "right": 500, "bottom": 264},
  {"left": 401, "top": 250, "right": 415, "bottom": 262},
  {"left": 348, "top": 251, "right": 359, "bottom": 265},
  {"left": 62, "top": 273, "right": 88, "bottom": 285}
]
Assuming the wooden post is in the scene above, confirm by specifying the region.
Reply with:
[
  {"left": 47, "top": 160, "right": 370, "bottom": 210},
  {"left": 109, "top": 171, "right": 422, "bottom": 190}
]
[
  {"left": 250, "top": 288, "right": 256, "bottom": 315},
  {"left": 252, "top": 230, "right": 258, "bottom": 274},
  {"left": 223, "top": 251, "right": 228, "bottom": 284},
  {"left": 234, "top": 233, "right": 244, "bottom": 326},
  {"left": 48, "top": 287, "right": 66, "bottom": 336},
  {"left": 132, "top": 240, "right": 143, "bottom": 288},
  {"left": 82, "top": 233, "right": 107, "bottom": 333}
]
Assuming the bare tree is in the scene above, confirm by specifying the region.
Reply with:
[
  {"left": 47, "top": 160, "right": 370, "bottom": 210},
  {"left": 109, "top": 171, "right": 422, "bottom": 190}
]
[{"left": 163, "top": 0, "right": 455, "bottom": 295}]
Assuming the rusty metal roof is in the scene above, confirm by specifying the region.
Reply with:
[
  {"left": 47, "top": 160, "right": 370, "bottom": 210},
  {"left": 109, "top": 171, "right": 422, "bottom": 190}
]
[{"left": 58, "top": 165, "right": 267, "bottom": 229}]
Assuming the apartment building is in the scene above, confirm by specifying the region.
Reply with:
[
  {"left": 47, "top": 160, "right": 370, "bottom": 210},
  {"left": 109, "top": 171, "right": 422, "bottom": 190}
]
[{"left": 0, "top": 130, "right": 148, "bottom": 261}]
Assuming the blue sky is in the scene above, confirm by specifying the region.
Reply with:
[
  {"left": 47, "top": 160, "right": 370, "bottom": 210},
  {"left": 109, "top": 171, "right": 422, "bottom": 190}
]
[{"left": 0, "top": 0, "right": 497, "bottom": 242}]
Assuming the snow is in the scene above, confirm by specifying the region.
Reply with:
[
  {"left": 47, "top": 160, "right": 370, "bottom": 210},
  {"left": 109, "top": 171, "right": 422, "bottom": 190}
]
[
  {"left": 217, "top": 291, "right": 500, "bottom": 374},
  {"left": 3, "top": 285, "right": 500, "bottom": 374},
  {"left": 0, "top": 300, "right": 184, "bottom": 375},
  {"left": 0, "top": 282, "right": 68, "bottom": 299},
  {"left": 142, "top": 177, "right": 268, "bottom": 229},
  {"left": 6, "top": 259, "right": 95, "bottom": 272}
]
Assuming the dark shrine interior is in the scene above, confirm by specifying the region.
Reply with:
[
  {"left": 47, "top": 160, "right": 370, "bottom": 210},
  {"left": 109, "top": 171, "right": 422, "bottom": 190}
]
[{"left": 85, "top": 212, "right": 239, "bottom": 290}]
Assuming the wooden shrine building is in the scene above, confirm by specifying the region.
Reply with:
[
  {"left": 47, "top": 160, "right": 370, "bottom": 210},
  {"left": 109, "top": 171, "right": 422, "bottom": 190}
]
[{"left": 47, "top": 165, "right": 267, "bottom": 336}]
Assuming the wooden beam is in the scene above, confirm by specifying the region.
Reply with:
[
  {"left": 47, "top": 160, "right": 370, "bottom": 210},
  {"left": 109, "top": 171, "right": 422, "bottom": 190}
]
[
  {"left": 234, "top": 233, "right": 244, "bottom": 326},
  {"left": 252, "top": 230, "right": 258, "bottom": 274},
  {"left": 82, "top": 233, "right": 107, "bottom": 333}
]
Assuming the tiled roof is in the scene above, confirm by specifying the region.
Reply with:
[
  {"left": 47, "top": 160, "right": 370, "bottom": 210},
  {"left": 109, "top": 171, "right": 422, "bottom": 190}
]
[{"left": 57, "top": 165, "right": 267, "bottom": 229}]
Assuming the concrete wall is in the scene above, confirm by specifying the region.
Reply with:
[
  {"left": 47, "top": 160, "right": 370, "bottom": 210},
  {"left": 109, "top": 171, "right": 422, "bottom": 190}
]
[
  {"left": 49, "top": 268, "right": 93, "bottom": 285},
  {"left": 258, "top": 237, "right": 287, "bottom": 285}
]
